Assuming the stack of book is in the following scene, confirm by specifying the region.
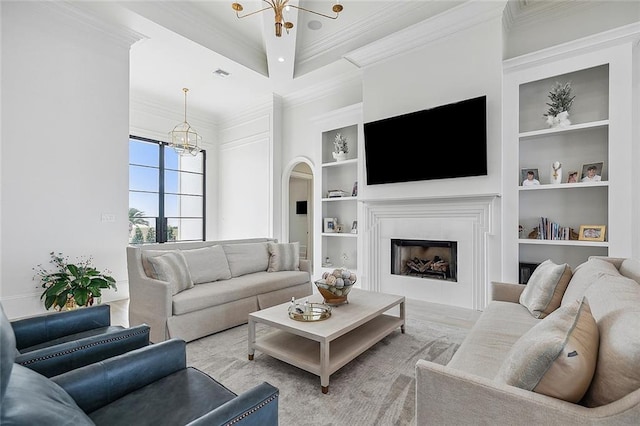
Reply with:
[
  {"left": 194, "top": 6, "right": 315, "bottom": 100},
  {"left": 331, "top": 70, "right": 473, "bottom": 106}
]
[{"left": 537, "top": 217, "right": 571, "bottom": 240}]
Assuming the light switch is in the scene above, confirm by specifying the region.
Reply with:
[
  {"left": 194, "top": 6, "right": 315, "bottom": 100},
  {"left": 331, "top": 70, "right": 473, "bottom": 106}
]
[{"left": 101, "top": 213, "right": 116, "bottom": 223}]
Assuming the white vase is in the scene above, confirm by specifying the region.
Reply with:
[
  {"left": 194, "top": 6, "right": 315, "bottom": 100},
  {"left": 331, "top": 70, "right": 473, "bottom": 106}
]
[{"left": 332, "top": 151, "right": 348, "bottom": 161}]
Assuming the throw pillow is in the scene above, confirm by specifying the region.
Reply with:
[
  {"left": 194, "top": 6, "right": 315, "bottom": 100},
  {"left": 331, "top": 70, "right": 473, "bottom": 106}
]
[
  {"left": 520, "top": 259, "right": 572, "bottom": 318},
  {"left": 561, "top": 257, "right": 620, "bottom": 307},
  {"left": 267, "top": 242, "right": 300, "bottom": 272},
  {"left": 180, "top": 246, "right": 232, "bottom": 284},
  {"left": 146, "top": 251, "right": 194, "bottom": 295},
  {"left": 222, "top": 243, "right": 270, "bottom": 277},
  {"left": 495, "top": 298, "right": 599, "bottom": 403},
  {"left": 581, "top": 274, "right": 640, "bottom": 407}
]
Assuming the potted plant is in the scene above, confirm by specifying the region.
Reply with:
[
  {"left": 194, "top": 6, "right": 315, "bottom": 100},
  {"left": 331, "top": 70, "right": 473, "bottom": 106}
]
[
  {"left": 34, "top": 252, "right": 117, "bottom": 311},
  {"left": 544, "top": 81, "right": 575, "bottom": 128},
  {"left": 332, "top": 133, "right": 348, "bottom": 161}
]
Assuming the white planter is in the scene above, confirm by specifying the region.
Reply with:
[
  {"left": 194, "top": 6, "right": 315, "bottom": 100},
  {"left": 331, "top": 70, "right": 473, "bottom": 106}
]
[
  {"left": 332, "top": 151, "right": 348, "bottom": 161},
  {"left": 546, "top": 111, "right": 571, "bottom": 128}
]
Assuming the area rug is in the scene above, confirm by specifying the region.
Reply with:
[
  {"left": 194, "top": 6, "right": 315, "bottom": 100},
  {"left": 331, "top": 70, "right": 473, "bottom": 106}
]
[{"left": 186, "top": 315, "right": 467, "bottom": 426}]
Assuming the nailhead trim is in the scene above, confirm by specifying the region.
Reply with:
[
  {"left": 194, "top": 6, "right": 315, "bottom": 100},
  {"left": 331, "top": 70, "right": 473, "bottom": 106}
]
[
  {"left": 18, "top": 328, "right": 149, "bottom": 365},
  {"left": 224, "top": 392, "right": 279, "bottom": 425}
]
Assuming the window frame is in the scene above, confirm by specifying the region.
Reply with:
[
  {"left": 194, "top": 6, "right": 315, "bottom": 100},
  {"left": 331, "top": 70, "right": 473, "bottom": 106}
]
[{"left": 129, "top": 135, "right": 206, "bottom": 243}]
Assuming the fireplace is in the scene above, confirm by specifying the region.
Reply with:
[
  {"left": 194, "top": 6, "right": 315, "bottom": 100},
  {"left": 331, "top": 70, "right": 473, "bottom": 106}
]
[{"left": 391, "top": 239, "right": 457, "bottom": 282}]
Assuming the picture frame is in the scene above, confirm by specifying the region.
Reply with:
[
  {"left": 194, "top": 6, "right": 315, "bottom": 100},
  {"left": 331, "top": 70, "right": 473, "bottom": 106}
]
[
  {"left": 519, "top": 262, "right": 540, "bottom": 285},
  {"left": 520, "top": 168, "right": 540, "bottom": 186},
  {"left": 323, "top": 217, "right": 337, "bottom": 233},
  {"left": 351, "top": 220, "right": 358, "bottom": 234},
  {"left": 580, "top": 162, "right": 604, "bottom": 183},
  {"left": 578, "top": 225, "right": 606, "bottom": 242},
  {"left": 566, "top": 171, "right": 579, "bottom": 183}
]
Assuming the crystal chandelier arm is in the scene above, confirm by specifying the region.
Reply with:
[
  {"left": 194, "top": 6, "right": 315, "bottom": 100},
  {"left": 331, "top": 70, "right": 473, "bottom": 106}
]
[{"left": 288, "top": 4, "right": 342, "bottom": 20}]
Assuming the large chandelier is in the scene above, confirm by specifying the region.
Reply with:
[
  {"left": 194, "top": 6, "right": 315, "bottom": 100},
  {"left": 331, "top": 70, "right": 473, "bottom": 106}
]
[
  {"left": 169, "top": 88, "right": 201, "bottom": 156},
  {"left": 231, "top": 1, "right": 343, "bottom": 37}
]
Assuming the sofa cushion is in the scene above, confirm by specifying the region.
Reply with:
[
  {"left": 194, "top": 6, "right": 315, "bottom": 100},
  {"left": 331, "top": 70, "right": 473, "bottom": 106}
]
[
  {"left": 581, "top": 274, "right": 640, "bottom": 407},
  {"left": 181, "top": 246, "right": 232, "bottom": 284},
  {"left": 146, "top": 251, "right": 194, "bottom": 295},
  {"left": 447, "top": 301, "right": 539, "bottom": 379},
  {"left": 267, "top": 242, "right": 300, "bottom": 272},
  {"left": 519, "top": 259, "right": 572, "bottom": 318},
  {"left": 561, "top": 257, "right": 620, "bottom": 307},
  {"left": 172, "top": 271, "right": 310, "bottom": 315},
  {"left": 495, "top": 298, "right": 598, "bottom": 403},
  {"left": 141, "top": 249, "right": 174, "bottom": 279},
  {"left": 1, "top": 364, "right": 93, "bottom": 425},
  {"left": 222, "top": 243, "right": 270, "bottom": 278}
]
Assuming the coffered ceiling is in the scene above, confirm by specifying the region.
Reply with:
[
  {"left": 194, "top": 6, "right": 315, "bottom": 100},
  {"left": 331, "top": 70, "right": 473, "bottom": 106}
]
[{"left": 70, "top": 1, "right": 589, "bottom": 119}]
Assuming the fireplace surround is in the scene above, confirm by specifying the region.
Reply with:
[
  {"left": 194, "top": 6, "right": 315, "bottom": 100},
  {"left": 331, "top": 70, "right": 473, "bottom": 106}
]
[{"left": 360, "top": 196, "right": 498, "bottom": 310}]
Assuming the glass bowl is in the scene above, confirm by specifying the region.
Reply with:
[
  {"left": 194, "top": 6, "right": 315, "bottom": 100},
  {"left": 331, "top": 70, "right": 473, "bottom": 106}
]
[{"left": 314, "top": 269, "right": 357, "bottom": 305}]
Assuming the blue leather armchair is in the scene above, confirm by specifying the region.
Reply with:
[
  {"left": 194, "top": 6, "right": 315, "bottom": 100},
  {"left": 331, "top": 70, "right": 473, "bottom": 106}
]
[
  {"left": 1, "top": 304, "right": 279, "bottom": 425},
  {"left": 7, "top": 303, "right": 150, "bottom": 377}
]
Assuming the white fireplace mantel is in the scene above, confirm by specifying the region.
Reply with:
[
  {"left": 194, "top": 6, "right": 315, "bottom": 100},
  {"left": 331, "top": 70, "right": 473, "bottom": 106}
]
[{"left": 360, "top": 195, "right": 499, "bottom": 311}]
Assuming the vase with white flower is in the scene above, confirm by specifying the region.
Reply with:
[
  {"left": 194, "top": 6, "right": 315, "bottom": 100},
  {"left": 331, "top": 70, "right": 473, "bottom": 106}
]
[
  {"left": 332, "top": 133, "right": 348, "bottom": 161},
  {"left": 544, "top": 81, "right": 575, "bottom": 128}
]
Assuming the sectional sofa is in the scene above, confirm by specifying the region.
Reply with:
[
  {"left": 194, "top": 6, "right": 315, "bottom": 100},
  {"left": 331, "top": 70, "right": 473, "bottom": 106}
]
[
  {"left": 127, "top": 238, "right": 313, "bottom": 343},
  {"left": 416, "top": 256, "right": 640, "bottom": 424}
]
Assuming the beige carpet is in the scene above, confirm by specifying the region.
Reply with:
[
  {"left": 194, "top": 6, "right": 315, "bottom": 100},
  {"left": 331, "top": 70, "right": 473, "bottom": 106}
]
[{"left": 186, "top": 311, "right": 468, "bottom": 426}]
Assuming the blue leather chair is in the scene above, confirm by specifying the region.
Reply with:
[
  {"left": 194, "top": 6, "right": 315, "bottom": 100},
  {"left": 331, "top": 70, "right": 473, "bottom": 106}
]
[
  {"left": 0, "top": 304, "right": 279, "bottom": 425},
  {"left": 8, "top": 303, "right": 150, "bottom": 377}
]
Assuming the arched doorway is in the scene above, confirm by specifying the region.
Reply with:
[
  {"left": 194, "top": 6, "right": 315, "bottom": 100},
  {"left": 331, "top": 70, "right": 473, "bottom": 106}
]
[{"left": 282, "top": 157, "right": 314, "bottom": 268}]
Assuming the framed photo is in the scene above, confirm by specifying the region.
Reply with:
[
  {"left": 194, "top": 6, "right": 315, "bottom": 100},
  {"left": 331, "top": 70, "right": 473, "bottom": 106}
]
[
  {"left": 520, "top": 168, "right": 540, "bottom": 186},
  {"left": 580, "top": 162, "right": 603, "bottom": 183},
  {"left": 566, "top": 171, "right": 579, "bottom": 183},
  {"left": 351, "top": 220, "right": 358, "bottom": 234},
  {"left": 323, "top": 217, "right": 337, "bottom": 233},
  {"left": 578, "top": 225, "right": 606, "bottom": 242}
]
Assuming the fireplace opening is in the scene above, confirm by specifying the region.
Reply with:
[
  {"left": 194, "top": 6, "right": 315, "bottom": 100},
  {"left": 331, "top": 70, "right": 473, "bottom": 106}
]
[{"left": 391, "top": 239, "right": 457, "bottom": 282}]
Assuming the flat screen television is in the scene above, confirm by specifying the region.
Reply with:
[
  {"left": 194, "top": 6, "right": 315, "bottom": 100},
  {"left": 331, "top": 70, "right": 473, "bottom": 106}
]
[{"left": 364, "top": 95, "right": 487, "bottom": 185}]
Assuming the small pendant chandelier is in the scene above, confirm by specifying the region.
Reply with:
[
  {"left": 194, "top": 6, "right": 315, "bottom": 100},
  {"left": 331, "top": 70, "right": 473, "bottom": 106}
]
[{"left": 169, "top": 88, "right": 201, "bottom": 156}]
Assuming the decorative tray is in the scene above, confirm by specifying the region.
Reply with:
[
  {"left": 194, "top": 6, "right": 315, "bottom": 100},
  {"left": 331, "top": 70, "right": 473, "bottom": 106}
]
[{"left": 288, "top": 301, "right": 332, "bottom": 322}]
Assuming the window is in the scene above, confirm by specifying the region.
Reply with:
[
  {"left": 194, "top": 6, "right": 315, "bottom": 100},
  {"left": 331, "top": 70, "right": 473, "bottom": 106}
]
[{"left": 129, "top": 136, "right": 205, "bottom": 244}]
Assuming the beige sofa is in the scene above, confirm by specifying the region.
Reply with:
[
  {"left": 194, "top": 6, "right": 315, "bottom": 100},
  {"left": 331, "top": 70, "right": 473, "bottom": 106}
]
[
  {"left": 416, "top": 256, "right": 640, "bottom": 425},
  {"left": 127, "top": 238, "right": 313, "bottom": 343}
]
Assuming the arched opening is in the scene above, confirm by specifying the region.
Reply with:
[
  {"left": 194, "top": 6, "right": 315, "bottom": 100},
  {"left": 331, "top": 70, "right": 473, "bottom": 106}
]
[{"left": 282, "top": 157, "right": 314, "bottom": 269}]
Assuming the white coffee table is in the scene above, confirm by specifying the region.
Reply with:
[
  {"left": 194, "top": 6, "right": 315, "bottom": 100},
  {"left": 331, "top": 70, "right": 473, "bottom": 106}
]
[{"left": 248, "top": 288, "right": 405, "bottom": 393}]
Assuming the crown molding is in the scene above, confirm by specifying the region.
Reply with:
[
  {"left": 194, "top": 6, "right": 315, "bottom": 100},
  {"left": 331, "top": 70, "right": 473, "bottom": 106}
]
[
  {"left": 343, "top": 0, "right": 506, "bottom": 69},
  {"left": 503, "top": 21, "right": 640, "bottom": 73},
  {"left": 122, "top": 1, "right": 268, "bottom": 77},
  {"left": 40, "top": 1, "right": 145, "bottom": 48},
  {"left": 281, "top": 69, "right": 363, "bottom": 110},
  {"left": 296, "top": 2, "right": 428, "bottom": 66},
  {"left": 130, "top": 94, "right": 216, "bottom": 131},
  {"left": 503, "top": 0, "right": 599, "bottom": 32}
]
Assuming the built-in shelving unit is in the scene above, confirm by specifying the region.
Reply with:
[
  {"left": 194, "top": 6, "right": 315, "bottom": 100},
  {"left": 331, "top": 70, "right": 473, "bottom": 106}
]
[
  {"left": 502, "top": 37, "right": 635, "bottom": 281},
  {"left": 313, "top": 104, "right": 363, "bottom": 281}
]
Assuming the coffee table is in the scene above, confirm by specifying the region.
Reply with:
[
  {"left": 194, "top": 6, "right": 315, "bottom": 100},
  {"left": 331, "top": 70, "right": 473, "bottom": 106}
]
[{"left": 248, "top": 288, "right": 405, "bottom": 394}]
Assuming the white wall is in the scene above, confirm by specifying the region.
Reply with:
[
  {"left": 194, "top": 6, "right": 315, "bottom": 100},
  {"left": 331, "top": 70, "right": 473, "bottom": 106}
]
[
  {"left": 0, "top": 2, "right": 139, "bottom": 318},
  {"left": 217, "top": 101, "right": 276, "bottom": 240},
  {"left": 357, "top": 15, "right": 504, "bottom": 304}
]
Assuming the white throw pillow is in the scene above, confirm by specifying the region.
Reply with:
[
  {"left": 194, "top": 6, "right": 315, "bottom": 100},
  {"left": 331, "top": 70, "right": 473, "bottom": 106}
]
[
  {"left": 495, "top": 298, "right": 599, "bottom": 403},
  {"left": 146, "top": 251, "right": 193, "bottom": 295},
  {"left": 520, "top": 259, "right": 572, "bottom": 318}
]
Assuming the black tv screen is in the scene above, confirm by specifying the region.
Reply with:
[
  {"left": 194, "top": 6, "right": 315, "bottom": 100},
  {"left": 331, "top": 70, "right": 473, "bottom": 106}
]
[{"left": 364, "top": 96, "right": 487, "bottom": 185}]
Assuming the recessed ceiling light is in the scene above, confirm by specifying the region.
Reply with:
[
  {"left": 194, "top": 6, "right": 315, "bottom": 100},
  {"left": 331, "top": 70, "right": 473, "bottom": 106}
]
[
  {"left": 308, "top": 20, "right": 322, "bottom": 30},
  {"left": 278, "top": 57, "right": 285, "bottom": 63},
  {"left": 213, "top": 68, "right": 230, "bottom": 78}
]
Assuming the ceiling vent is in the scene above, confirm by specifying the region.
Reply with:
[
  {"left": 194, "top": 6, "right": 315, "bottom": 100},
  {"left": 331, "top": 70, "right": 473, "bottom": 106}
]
[{"left": 213, "top": 68, "right": 230, "bottom": 78}]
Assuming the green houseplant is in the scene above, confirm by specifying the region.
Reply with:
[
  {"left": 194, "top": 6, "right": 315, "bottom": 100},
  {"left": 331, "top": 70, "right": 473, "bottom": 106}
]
[{"left": 34, "top": 252, "right": 117, "bottom": 311}]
